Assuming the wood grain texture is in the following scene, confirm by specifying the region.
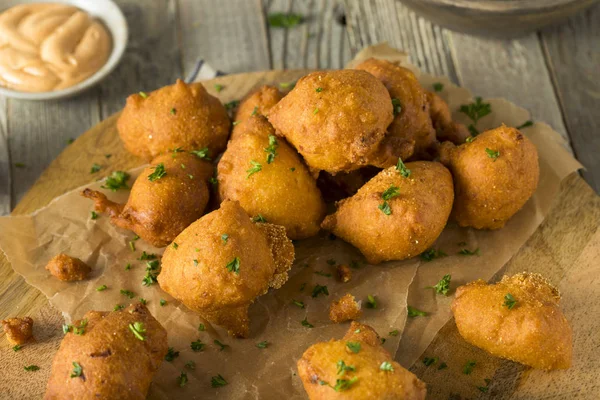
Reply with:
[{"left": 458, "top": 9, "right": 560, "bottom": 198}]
[
  {"left": 540, "top": 3, "right": 600, "bottom": 192},
  {"left": 0, "top": 96, "right": 9, "bottom": 215}
]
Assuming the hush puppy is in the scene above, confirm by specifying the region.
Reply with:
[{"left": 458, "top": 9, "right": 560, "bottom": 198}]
[
  {"left": 2, "top": 317, "right": 34, "bottom": 345},
  {"left": 298, "top": 321, "right": 426, "bottom": 399},
  {"left": 45, "top": 254, "right": 91, "bottom": 281},
  {"left": 234, "top": 85, "right": 283, "bottom": 123},
  {"left": 44, "top": 303, "right": 168, "bottom": 399},
  {"left": 218, "top": 115, "right": 326, "bottom": 239},
  {"left": 439, "top": 125, "right": 539, "bottom": 229},
  {"left": 157, "top": 200, "right": 294, "bottom": 337},
  {"left": 322, "top": 161, "right": 454, "bottom": 264},
  {"left": 82, "top": 152, "right": 213, "bottom": 247},
  {"left": 268, "top": 69, "right": 394, "bottom": 174},
  {"left": 451, "top": 273, "right": 572, "bottom": 370},
  {"left": 117, "top": 79, "right": 231, "bottom": 160},
  {"left": 355, "top": 58, "right": 435, "bottom": 160}
]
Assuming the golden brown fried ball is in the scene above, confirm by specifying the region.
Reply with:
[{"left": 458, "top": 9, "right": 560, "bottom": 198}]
[
  {"left": 355, "top": 58, "right": 435, "bottom": 160},
  {"left": 452, "top": 273, "right": 572, "bottom": 370},
  {"left": 44, "top": 303, "right": 168, "bottom": 399},
  {"left": 268, "top": 69, "right": 394, "bottom": 174},
  {"left": 329, "top": 294, "right": 362, "bottom": 323},
  {"left": 82, "top": 152, "right": 213, "bottom": 247},
  {"left": 298, "top": 321, "right": 426, "bottom": 399},
  {"left": 234, "top": 85, "right": 283, "bottom": 122},
  {"left": 157, "top": 200, "right": 294, "bottom": 337},
  {"left": 439, "top": 125, "right": 539, "bottom": 229},
  {"left": 117, "top": 79, "right": 231, "bottom": 161},
  {"left": 2, "top": 317, "right": 33, "bottom": 345},
  {"left": 426, "top": 91, "right": 469, "bottom": 145},
  {"left": 218, "top": 115, "right": 326, "bottom": 239},
  {"left": 322, "top": 161, "right": 453, "bottom": 264},
  {"left": 45, "top": 254, "right": 91, "bottom": 281}
]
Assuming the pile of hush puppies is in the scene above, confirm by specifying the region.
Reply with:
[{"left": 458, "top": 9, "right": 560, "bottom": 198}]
[{"left": 3, "top": 58, "right": 571, "bottom": 399}]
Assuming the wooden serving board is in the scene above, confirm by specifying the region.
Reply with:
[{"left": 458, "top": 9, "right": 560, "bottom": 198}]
[{"left": 1, "top": 70, "right": 599, "bottom": 399}]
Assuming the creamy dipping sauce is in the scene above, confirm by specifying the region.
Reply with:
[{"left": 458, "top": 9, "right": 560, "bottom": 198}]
[{"left": 0, "top": 3, "right": 112, "bottom": 92}]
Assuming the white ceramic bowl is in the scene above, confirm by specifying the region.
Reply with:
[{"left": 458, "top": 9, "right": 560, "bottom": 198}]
[{"left": 0, "top": 0, "right": 128, "bottom": 101}]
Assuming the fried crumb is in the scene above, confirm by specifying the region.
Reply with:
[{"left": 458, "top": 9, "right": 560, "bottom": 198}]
[
  {"left": 2, "top": 317, "right": 33, "bottom": 345},
  {"left": 336, "top": 264, "right": 352, "bottom": 283},
  {"left": 329, "top": 293, "right": 362, "bottom": 323},
  {"left": 45, "top": 253, "right": 91, "bottom": 281}
]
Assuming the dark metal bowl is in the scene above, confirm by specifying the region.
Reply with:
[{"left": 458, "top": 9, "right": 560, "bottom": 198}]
[{"left": 398, "top": 0, "right": 599, "bottom": 37}]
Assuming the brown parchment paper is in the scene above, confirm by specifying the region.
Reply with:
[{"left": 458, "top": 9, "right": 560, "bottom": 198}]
[{"left": 0, "top": 43, "right": 583, "bottom": 399}]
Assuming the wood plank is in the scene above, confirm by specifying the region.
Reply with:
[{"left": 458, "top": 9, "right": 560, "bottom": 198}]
[
  {"left": 540, "top": 4, "right": 600, "bottom": 192},
  {"left": 178, "top": 0, "right": 271, "bottom": 75},
  {"left": 0, "top": 96, "right": 9, "bottom": 215},
  {"left": 99, "top": 0, "right": 183, "bottom": 118}
]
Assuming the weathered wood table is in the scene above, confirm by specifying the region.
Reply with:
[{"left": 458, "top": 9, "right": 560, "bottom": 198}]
[{"left": 0, "top": 0, "right": 598, "bottom": 216}]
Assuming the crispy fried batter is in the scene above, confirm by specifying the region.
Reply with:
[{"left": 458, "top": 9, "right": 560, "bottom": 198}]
[
  {"left": 117, "top": 79, "right": 231, "bottom": 160},
  {"left": 355, "top": 58, "right": 435, "bottom": 161},
  {"left": 298, "top": 322, "right": 426, "bottom": 399},
  {"left": 268, "top": 69, "right": 394, "bottom": 174},
  {"left": 452, "top": 273, "right": 572, "bottom": 370},
  {"left": 234, "top": 85, "right": 283, "bottom": 123},
  {"left": 322, "top": 161, "right": 454, "bottom": 264},
  {"left": 44, "top": 304, "right": 167, "bottom": 399},
  {"left": 2, "top": 317, "right": 33, "bottom": 345},
  {"left": 157, "top": 200, "right": 294, "bottom": 337},
  {"left": 45, "top": 253, "right": 91, "bottom": 281},
  {"left": 82, "top": 152, "right": 213, "bottom": 247},
  {"left": 218, "top": 115, "right": 326, "bottom": 239},
  {"left": 329, "top": 294, "right": 361, "bottom": 323},
  {"left": 336, "top": 265, "right": 352, "bottom": 283},
  {"left": 426, "top": 91, "right": 469, "bottom": 144},
  {"left": 439, "top": 125, "right": 539, "bottom": 229}
]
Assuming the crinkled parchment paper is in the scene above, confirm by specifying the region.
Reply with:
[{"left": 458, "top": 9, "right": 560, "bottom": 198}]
[{"left": 0, "top": 44, "right": 582, "bottom": 399}]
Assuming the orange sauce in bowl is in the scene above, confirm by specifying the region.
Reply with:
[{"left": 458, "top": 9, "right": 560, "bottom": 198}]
[{"left": 0, "top": 3, "right": 112, "bottom": 92}]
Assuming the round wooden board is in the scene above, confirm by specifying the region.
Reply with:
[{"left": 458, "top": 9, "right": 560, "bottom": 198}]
[{"left": 1, "top": 69, "right": 599, "bottom": 399}]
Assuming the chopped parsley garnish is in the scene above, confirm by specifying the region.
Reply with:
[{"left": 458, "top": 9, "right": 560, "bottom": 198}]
[
  {"left": 224, "top": 100, "right": 239, "bottom": 111},
  {"left": 314, "top": 270, "right": 332, "bottom": 277},
  {"left": 90, "top": 163, "right": 102, "bottom": 173},
  {"left": 301, "top": 317, "right": 314, "bottom": 328},
  {"left": 458, "top": 247, "right": 480, "bottom": 256},
  {"left": 365, "top": 295, "right": 377, "bottom": 309},
  {"left": 193, "top": 259, "right": 199, "bottom": 266},
  {"left": 252, "top": 214, "right": 267, "bottom": 223},
  {"left": 396, "top": 158, "right": 411, "bottom": 177},
  {"left": 517, "top": 120, "right": 533, "bottom": 129},
  {"left": 311, "top": 284, "right": 329, "bottom": 298},
  {"left": 211, "top": 374, "right": 228, "bottom": 388},
  {"left": 105, "top": 154, "right": 112, "bottom": 159},
  {"left": 381, "top": 338, "right": 386, "bottom": 344},
  {"left": 380, "top": 361, "right": 394, "bottom": 372},
  {"left": 463, "top": 360, "right": 476, "bottom": 375},
  {"left": 423, "top": 356, "right": 438, "bottom": 366},
  {"left": 333, "top": 376, "right": 358, "bottom": 392},
  {"left": 214, "top": 84, "right": 224, "bottom": 93},
  {"left": 350, "top": 260, "right": 361, "bottom": 269},
  {"left": 466, "top": 136, "right": 475, "bottom": 143},
  {"left": 214, "top": 339, "right": 229, "bottom": 351},
  {"left": 292, "top": 300, "right": 305, "bottom": 308},
  {"left": 178, "top": 371, "right": 188, "bottom": 387},
  {"left": 316, "top": 87, "right": 323, "bottom": 93},
  {"left": 290, "top": 167, "right": 296, "bottom": 172},
  {"left": 279, "top": 81, "right": 296, "bottom": 89},
  {"left": 389, "top": 329, "right": 399, "bottom": 336},
  {"left": 190, "top": 147, "right": 211, "bottom": 160},
  {"left": 391, "top": 98, "right": 402, "bottom": 116},
  {"left": 232, "top": 121, "right": 240, "bottom": 126},
  {"left": 125, "top": 263, "right": 131, "bottom": 271},
  {"left": 268, "top": 12, "right": 303, "bottom": 28},
  {"left": 326, "top": 259, "right": 336, "bottom": 266},
  {"left": 256, "top": 341, "right": 269, "bottom": 349},
  {"left": 138, "top": 251, "right": 157, "bottom": 261},
  {"left": 378, "top": 201, "right": 391, "bottom": 215},
  {"left": 96, "top": 284, "right": 107, "bottom": 291},
  {"left": 129, "top": 322, "right": 146, "bottom": 341},
  {"left": 185, "top": 361, "right": 196, "bottom": 370},
  {"left": 101, "top": 171, "right": 130, "bottom": 191},
  {"left": 160, "top": 299, "right": 167, "bottom": 306},
  {"left": 382, "top": 185, "right": 400, "bottom": 200},
  {"left": 24, "top": 365, "right": 40, "bottom": 372},
  {"left": 504, "top": 293, "right": 517, "bottom": 309},
  {"left": 13, "top": 345, "right": 22, "bottom": 351},
  {"left": 313, "top": 107, "right": 319, "bottom": 115},
  {"left": 346, "top": 342, "right": 361, "bottom": 353},
  {"left": 14, "top": 162, "right": 26, "bottom": 168},
  {"left": 250, "top": 106, "right": 259, "bottom": 116},
  {"left": 420, "top": 249, "right": 447, "bottom": 262},
  {"left": 460, "top": 97, "right": 491, "bottom": 137},
  {"left": 139, "top": 298, "right": 147, "bottom": 305},
  {"left": 90, "top": 211, "right": 98, "bottom": 220},
  {"left": 70, "top": 362, "right": 83, "bottom": 378},
  {"left": 67, "top": 138, "right": 74, "bottom": 144},
  {"left": 477, "top": 379, "right": 492, "bottom": 393},
  {"left": 299, "top": 283, "right": 306, "bottom": 291},
  {"left": 198, "top": 323, "right": 205, "bottom": 331},
  {"left": 120, "top": 289, "right": 135, "bottom": 299},
  {"left": 246, "top": 160, "right": 262, "bottom": 178},
  {"left": 114, "top": 304, "right": 124, "bottom": 311},
  {"left": 433, "top": 82, "right": 444, "bottom": 92},
  {"left": 142, "top": 260, "right": 160, "bottom": 286},
  {"left": 128, "top": 241, "right": 136, "bottom": 252},
  {"left": 73, "top": 319, "right": 88, "bottom": 335},
  {"left": 407, "top": 306, "right": 427, "bottom": 317},
  {"left": 485, "top": 148, "right": 500, "bottom": 161},
  {"left": 438, "top": 362, "right": 448, "bottom": 370},
  {"left": 148, "top": 163, "right": 167, "bottom": 181},
  {"left": 428, "top": 274, "right": 451, "bottom": 295},
  {"left": 221, "top": 233, "right": 229, "bottom": 243},
  {"left": 336, "top": 360, "right": 355, "bottom": 375},
  {"left": 191, "top": 339, "right": 205, "bottom": 352},
  {"left": 139, "top": 91, "right": 148, "bottom": 99},
  {"left": 226, "top": 257, "right": 240, "bottom": 274},
  {"left": 265, "top": 135, "right": 279, "bottom": 164},
  {"left": 170, "top": 108, "right": 176, "bottom": 115},
  {"left": 172, "top": 242, "right": 178, "bottom": 249}
]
